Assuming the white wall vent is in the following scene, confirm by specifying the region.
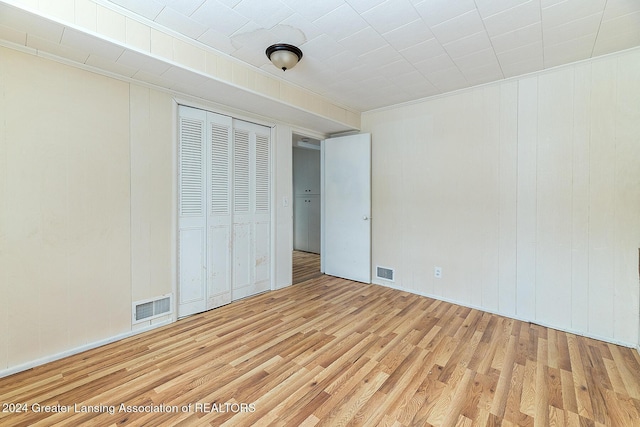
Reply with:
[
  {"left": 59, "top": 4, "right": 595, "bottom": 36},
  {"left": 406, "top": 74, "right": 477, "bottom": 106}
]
[
  {"left": 376, "top": 266, "right": 394, "bottom": 282},
  {"left": 132, "top": 294, "right": 173, "bottom": 324}
]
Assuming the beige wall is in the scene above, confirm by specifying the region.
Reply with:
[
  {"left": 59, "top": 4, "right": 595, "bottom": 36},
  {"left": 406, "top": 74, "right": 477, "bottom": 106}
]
[
  {"left": 129, "top": 86, "right": 174, "bottom": 303},
  {"left": 0, "top": 43, "right": 299, "bottom": 374},
  {"left": 0, "top": 46, "right": 175, "bottom": 372},
  {"left": 363, "top": 48, "right": 640, "bottom": 347}
]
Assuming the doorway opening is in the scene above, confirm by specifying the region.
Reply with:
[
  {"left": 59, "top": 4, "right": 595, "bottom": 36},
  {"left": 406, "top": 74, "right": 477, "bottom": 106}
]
[{"left": 292, "top": 133, "right": 322, "bottom": 284}]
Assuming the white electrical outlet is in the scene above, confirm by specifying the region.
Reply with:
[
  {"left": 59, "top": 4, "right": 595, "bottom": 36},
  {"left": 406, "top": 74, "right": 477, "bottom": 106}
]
[{"left": 434, "top": 266, "right": 442, "bottom": 279}]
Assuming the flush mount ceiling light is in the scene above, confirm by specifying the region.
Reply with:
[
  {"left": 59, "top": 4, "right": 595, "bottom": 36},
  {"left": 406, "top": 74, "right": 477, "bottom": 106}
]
[{"left": 265, "top": 44, "right": 303, "bottom": 71}]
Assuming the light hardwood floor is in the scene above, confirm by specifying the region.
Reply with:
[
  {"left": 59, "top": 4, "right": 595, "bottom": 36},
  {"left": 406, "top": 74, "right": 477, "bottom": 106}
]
[
  {"left": 292, "top": 250, "right": 322, "bottom": 285},
  {"left": 1, "top": 274, "right": 640, "bottom": 426}
]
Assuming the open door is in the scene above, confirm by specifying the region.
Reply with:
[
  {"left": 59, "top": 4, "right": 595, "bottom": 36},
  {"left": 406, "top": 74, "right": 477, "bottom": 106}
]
[{"left": 322, "top": 133, "right": 371, "bottom": 283}]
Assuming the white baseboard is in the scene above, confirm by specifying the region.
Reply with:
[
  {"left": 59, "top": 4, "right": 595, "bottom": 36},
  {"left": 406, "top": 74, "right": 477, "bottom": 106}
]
[
  {"left": 0, "top": 319, "right": 172, "bottom": 379},
  {"left": 372, "top": 279, "right": 637, "bottom": 349}
]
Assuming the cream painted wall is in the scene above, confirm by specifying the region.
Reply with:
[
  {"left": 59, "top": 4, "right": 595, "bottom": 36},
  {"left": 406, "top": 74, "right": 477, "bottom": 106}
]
[
  {"left": 0, "top": 44, "right": 298, "bottom": 374},
  {"left": 0, "top": 44, "right": 175, "bottom": 371},
  {"left": 362, "top": 48, "right": 640, "bottom": 347},
  {"left": 129, "top": 85, "right": 174, "bottom": 303},
  {"left": 0, "top": 46, "right": 132, "bottom": 369}
]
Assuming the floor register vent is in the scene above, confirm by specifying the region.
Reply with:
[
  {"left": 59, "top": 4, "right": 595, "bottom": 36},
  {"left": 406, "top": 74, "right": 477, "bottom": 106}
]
[
  {"left": 133, "top": 294, "right": 173, "bottom": 324},
  {"left": 376, "top": 266, "right": 394, "bottom": 281}
]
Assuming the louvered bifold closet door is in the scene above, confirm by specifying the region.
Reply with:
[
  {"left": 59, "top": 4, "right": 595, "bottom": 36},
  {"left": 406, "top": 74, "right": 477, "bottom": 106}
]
[
  {"left": 232, "top": 119, "right": 271, "bottom": 300},
  {"left": 178, "top": 106, "right": 207, "bottom": 318},
  {"left": 206, "top": 112, "right": 233, "bottom": 309}
]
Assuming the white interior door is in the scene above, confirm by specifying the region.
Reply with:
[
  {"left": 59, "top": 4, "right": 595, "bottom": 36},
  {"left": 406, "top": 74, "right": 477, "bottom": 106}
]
[{"left": 322, "top": 133, "right": 371, "bottom": 283}]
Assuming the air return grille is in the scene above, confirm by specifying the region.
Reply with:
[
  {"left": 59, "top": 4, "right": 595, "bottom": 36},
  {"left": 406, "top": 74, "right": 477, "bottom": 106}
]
[
  {"left": 376, "top": 266, "right": 394, "bottom": 281},
  {"left": 133, "top": 294, "right": 172, "bottom": 324}
]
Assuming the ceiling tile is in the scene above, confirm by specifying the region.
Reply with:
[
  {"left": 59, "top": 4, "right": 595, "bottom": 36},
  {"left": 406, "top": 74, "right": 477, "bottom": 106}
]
[
  {"left": 461, "top": 61, "right": 503, "bottom": 85},
  {"left": 453, "top": 48, "right": 500, "bottom": 71},
  {"left": 496, "top": 41, "right": 543, "bottom": 65},
  {"left": 482, "top": 0, "right": 541, "bottom": 38},
  {"left": 155, "top": 6, "right": 208, "bottom": 39},
  {"left": 381, "top": 19, "right": 434, "bottom": 51},
  {"left": 592, "top": 10, "right": 640, "bottom": 55},
  {"left": 592, "top": 24, "right": 640, "bottom": 56},
  {"left": 543, "top": 12, "right": 602, "bottom": 46},
  {"left": 358, "top": 43, "right": 403, "bottom": 67},
  {"left": 231, "top": 24, "right": 279, "bottom": 50},
  {"left": 501, "top": 56, "right": 543, "bottom": 77},
  {"left": 376, "top": 58, "right": 418, "bottom": 78},
  {"left": 197, "top": 28, "right": 237, "bottom": 53},
  {"left": 361, "top": 0, "right": 420, "bottom": 35},
  {"left": 190, "top": 0, "right": 249, "bottom": 36},
  {"left": 158, "top": 0, "right": 207, "bottom": 16},
  {"left": 312, "top": 4, "right": 369, "bottom": 40},
  {"left": 233, "top": 0, "right": 295, "bottom": 29},
  {"left": 598, "top": 10, "right": 640, "bottom": 39},
  {"left": 413, "top": 0, "right": 477, "bottom": 27},
  {"left": 430, "top": 9, "right": 485, "bottom": 45},
  {"left": 399, "top": 37, "right": 446, "bottom": 62},
  {"left": 339, "top": 26, "right": 388, "bottom": 55},
  {"left": 442, "top": 31, "right": 492, "bottom": 58},
  {"left": 544, "top": 32, "right": 597, "bottom": 67},
  {"left": 602, "top": 0, "right": 640, "bottom": 21},
  {"left": 490, "top": 22, "right": 542, "bottom": 53},
  {"left": 280, "top": 0, "right": 343, "bottom": 22},
  {"left": 413, "top": 54, "right": 456, "bottom": 74},
  {"left": 541, "top": 0, "right": 606, "bottom": 29},
  {"left": 345, "top": 0, "right": 387, "bottom": 14},
  {"left": 475, "top": 0, "right": 532, "bottom": 18},
  {"left": 215, "top": 0, "right": 242, "bottom": 7},
  {"left": 300, "top": 34, "right": 346, "bottom": 61},
  {"left": 276, "top": 13, "right": 323, "bottom": 44},
  {"left": 425, "top": 66, "right": 468, "bottom": 92},
  {"left": 231, "top": 44, "right": 271, "bottom": 68},
  {"left": 322, "top": 50, "right": 362, "bottom": 70}
]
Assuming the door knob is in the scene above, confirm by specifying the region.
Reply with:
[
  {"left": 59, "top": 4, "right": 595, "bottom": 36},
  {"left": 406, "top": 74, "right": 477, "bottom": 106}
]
[{"left": 363, "top": 215, "right": 369, "bottom": 220}]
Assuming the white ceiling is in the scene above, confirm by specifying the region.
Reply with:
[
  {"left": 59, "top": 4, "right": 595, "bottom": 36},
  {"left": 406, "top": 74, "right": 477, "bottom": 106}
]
[{"left": 104, "top": 0, "right": 640, "bottom": 111}]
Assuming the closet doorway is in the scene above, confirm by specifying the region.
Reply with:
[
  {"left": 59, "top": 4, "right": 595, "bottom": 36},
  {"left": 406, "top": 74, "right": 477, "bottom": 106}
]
[
  {"left": 292, "top": 134, "right": 321, "bottom": 285},
  {"left": 178, "top": 105, "right": 272, "bottom": 318}
]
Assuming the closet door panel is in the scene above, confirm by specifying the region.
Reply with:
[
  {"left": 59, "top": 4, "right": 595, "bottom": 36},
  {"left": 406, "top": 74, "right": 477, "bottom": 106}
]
[
  {"left": 178, "top": 106, "right": 207, "bottom": 317},
  {"left": 178, "top": 228, "right": 206, "bottom": 312},
  {"left": 208, "top": 225, "right": 231, "bottom": 302},
  {"left": 254, "top": 220, "right": 270, "bottom": 285},
  {"left": 207, "top": 113, "right": 233, "bottom": 308},
  {"left": 233, "top": 223, "right": 252, "bottom": 293}
]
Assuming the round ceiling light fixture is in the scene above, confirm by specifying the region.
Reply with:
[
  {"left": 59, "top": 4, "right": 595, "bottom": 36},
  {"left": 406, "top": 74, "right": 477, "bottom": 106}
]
[{"left": 265, "top": 44, "right": 303, "bottom": 71}]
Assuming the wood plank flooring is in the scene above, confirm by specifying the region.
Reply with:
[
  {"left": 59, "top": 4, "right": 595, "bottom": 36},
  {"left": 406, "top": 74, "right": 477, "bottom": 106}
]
[
  {"left": 2, "top": 276, "right": 640, "bottom": 426},
  {"left": 292, "top": 250, "right": 321, "bottom": 285}
]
